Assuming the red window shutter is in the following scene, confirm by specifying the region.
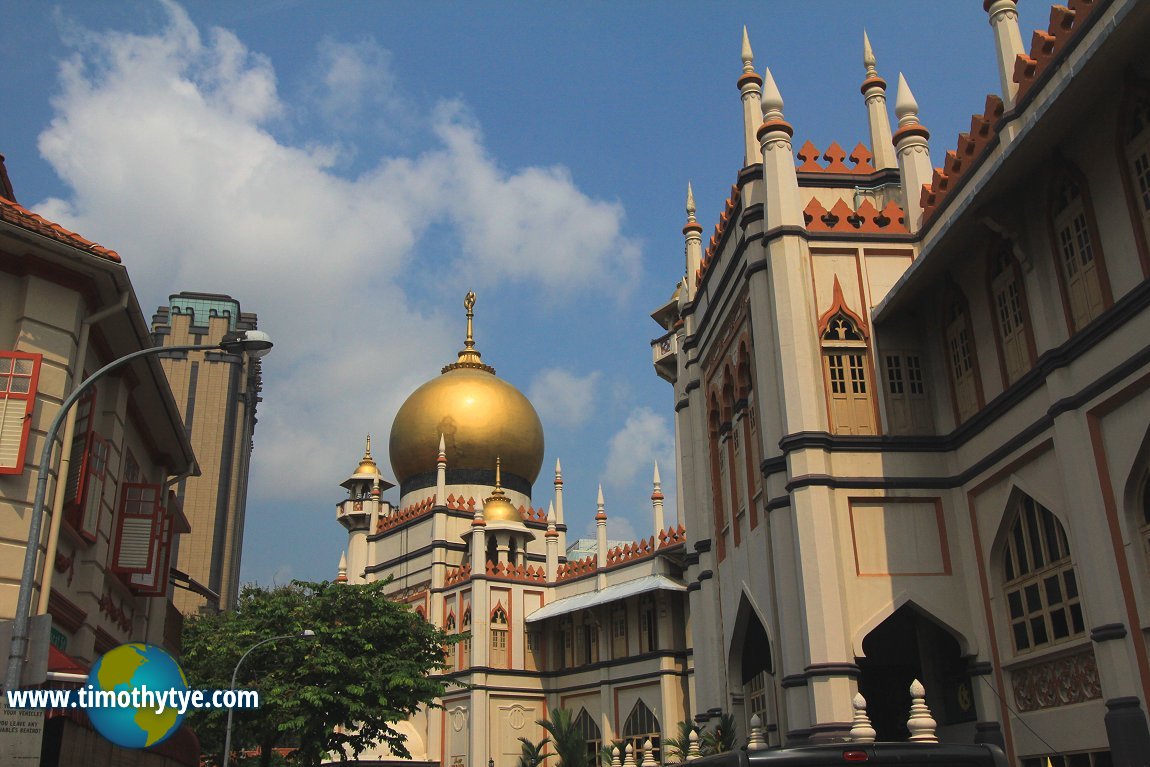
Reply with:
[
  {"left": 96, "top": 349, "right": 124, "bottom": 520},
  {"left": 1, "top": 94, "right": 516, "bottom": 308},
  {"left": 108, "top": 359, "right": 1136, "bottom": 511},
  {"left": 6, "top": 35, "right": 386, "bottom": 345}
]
[
  {"left": 75, "top": 434, "right": 110, "bottom": 542},
  {"left": 111, "top": 483, "right": 162, "bottom": 574},
  {"left": 0, "top": 352, "right": 42, "bottom": 475},
  {"left": 63, "top": 388, "right": 97, "bottom": 514},
  {"left": 131, "top": 510, "right": 174, "bottom": 597}
]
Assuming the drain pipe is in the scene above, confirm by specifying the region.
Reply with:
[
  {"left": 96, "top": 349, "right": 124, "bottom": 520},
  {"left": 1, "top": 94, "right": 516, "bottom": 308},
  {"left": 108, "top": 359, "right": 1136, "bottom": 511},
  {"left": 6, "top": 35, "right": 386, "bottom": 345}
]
[{"left": 36, "top": 291, "right": 129, "bottom": 615}]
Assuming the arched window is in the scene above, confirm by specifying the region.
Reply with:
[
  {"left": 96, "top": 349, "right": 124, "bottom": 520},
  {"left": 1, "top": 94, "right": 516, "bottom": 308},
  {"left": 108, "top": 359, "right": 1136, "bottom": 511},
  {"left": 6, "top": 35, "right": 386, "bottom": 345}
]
[
  {"left": 737, "top": 346, "right": 761, "bottom": 530},
  {"left": 820, "top": 310, "right": 876, "bottom": 435},
  {"left": 611, "top": 607, "right": 628, "bottom": 659},
  {"left": 639, "top": 596, "right": 658, "bottom": 653},
  {"left": 707, "top": 394, "right": 728, "bottom": 561},
  {"left": 444, "top": 611, "right": 458, "bottom": 669},
  {"left": 622, "top": 700, "right": 661, "bottom": 764},
  {"left": 1139, "top": 474, "right": 1150, "bottom": 575},
  {"left": 722, "top": 367, "right": 743, "bottom": 547},
  {"left": 942, "top": 288, "right": 982, "bottom": 423},
  {"left": 1121, "top": 86, "right": 1150, "bottom": 267},
  {"left": 491, "top": 603, "right": 508, "bottom": 668},
  {"left": 573, "top": 708, "right": 601, "bottom": 765},
  {"left": 1002, "top": 496, "right": 1084, "bottom": 653},
  {"left": 461, "top": 607, "right": 472, "bottom": 670},
  {"left": 1049, "top": 170, "right": 1109, "bottom": 331},
  {"left": 988, "top": 242, "right": 1035, "bottom": 386},
  {"left": 415, "top": 604, "right": 427, "bottom": 621},
  {"left": 577, "top": 611, "right": 599, "bottom": 665}
]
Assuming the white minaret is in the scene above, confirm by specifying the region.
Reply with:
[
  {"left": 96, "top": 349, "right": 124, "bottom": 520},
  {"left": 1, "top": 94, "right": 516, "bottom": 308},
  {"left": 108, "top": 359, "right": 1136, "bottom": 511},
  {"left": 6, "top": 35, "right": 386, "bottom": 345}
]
[
  {"left": 596, "top": 484, "right": 608, "bottom": 589},
  {"left": 861, "top": 31, "right": 897, "bottom": 170},
  {"left": 684, "top": 183, "right": 703, "bottom": 301},
  {"left": 739, "top": 27, "right": 764, "bottom": 167},
  {"left": 893, "top": 73, "right": 933, "bottom": 233},
  {"left": 553, "top": 458, "right": 565, "bottom": 527},
  {"left": 545, "top": 501, "right": 558, "bottom": 580},
  {"left": 651, "top": 462, "right": 665, "bottom": 535},
  {"left": 757, "top": 67, "right": 804, "bottom": 228},
  {"left": 986, "top": 0, "right": 1025, "bottom": 110},
  {"left": 435, "top": 433, "right": 447, "bottom": 503},
  {"left": 336, "top": 551, "right": 348, "bottom": 583}
]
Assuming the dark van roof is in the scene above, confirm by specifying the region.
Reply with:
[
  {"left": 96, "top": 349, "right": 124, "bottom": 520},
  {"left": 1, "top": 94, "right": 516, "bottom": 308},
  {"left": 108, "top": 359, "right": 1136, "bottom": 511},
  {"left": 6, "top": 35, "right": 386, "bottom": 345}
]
[{"left": 682, "top": 743, "right": 1009, "bottom": 767}]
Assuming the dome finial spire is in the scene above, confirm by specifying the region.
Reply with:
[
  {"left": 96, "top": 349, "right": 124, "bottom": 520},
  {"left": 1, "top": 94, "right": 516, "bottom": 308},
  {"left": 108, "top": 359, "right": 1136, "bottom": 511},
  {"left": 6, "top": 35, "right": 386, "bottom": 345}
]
[
  {"left": 464, "top": 290, "right": 476, "bottom": 350},
  {"left": 443, "top": 290, "right": 495, "bottom": 373}
]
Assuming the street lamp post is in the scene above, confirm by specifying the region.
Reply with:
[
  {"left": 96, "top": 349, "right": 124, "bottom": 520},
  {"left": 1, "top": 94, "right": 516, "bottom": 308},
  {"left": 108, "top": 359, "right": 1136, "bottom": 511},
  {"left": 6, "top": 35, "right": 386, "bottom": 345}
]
[
  {"left": 223, "top": 629, "right": 316, "bottom": 767},
  {"left": 3, "top": 331, "right": 273, "bottom": 693}
]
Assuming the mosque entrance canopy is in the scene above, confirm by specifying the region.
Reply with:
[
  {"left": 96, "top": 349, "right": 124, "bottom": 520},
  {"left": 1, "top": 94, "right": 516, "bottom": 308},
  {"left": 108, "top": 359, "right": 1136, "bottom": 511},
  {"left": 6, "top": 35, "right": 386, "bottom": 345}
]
[{"left": 525, "top": 574, "right": 686, "bottom": 623}]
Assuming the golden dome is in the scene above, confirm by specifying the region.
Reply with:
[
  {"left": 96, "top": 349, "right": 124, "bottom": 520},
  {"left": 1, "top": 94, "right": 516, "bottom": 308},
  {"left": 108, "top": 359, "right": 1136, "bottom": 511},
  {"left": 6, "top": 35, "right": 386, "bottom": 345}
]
[{"left": 389, "top": 292, "right": 544, "bottom": 490}]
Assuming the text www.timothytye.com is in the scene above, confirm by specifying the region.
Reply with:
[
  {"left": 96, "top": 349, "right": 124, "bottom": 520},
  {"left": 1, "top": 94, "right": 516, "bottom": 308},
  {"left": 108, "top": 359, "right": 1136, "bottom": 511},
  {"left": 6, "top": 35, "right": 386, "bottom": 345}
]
[{"left": 5, "top": 686, "right": 260, "bottom": 715}]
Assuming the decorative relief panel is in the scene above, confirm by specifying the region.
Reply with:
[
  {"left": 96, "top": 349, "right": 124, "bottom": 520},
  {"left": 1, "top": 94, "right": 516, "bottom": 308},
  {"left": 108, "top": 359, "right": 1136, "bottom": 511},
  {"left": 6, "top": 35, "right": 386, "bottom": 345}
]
[{"left": 1011, "top": 648, "right": 1101, "bottom": 712}]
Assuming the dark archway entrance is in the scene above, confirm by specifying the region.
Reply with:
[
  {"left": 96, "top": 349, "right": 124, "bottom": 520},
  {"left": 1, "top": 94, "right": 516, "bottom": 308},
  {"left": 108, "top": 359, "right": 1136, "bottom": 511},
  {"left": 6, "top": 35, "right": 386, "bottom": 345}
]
[
  {"left": 728, "top": 597, "right": 778, "bottom": 746},
  {"left": 857, "top": 605, "right": 975, "bottom": 741}
]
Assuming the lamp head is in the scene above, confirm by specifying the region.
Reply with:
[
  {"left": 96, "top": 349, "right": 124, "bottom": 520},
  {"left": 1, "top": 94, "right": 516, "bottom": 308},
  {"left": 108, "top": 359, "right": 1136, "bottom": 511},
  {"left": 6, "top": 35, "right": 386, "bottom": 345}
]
[
  {"left": 220, "top": 330, "right": 274, "bottom": 358},
  {"left": 299, "top": 629, "right": 316, "bottom": 638}
]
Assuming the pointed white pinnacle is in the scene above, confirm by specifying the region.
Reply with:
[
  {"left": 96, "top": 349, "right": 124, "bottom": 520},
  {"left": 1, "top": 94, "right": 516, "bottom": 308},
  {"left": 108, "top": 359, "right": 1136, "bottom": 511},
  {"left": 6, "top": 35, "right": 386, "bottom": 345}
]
[
  {"left": 653, "top": 460, "right": 662, "bottom": 487},
  {"left": 761, "top": 67, "right": 784, "bottom": 118},
  {"left": 863, "top": 30, "right": 877, "bottom": 77},
  {"left": 686, "top": 182, "right": 697, "bottom": 221},
  {"left": 895, "top": 73, "right": 919, "bottom": 125},
  {"left": 741, "top": 26, "right": 755, "bottom": 72}
]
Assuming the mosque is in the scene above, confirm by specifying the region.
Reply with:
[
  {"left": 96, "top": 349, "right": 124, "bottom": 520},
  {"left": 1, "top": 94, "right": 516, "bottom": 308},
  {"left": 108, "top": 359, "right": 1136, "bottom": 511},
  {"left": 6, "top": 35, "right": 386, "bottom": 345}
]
[
  {"left": 331, "top": 293, "right": 692, "bottom": 767},
  {"left": 328, "top": 0, "right": 1150, "bottom": 765}
]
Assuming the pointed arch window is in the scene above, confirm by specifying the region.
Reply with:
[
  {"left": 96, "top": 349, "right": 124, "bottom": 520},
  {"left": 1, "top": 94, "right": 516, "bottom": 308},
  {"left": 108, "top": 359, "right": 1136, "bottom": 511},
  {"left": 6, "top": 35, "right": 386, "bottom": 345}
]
[
  {"left": 737, "top": 346, "right": 761, "bottom": 530},
  {"left": 820, "top": 309, "right": 876, "bottom": 435},
  {"left": 490, "top": 603, "right": 509, "bottom": 667},
  {"left": 1122, "top": 87, "right": 1150, "bottom": 264},
  {"left": 578, "top": 610, "right": 600, "bottom": 665},
  {"left": 444, "top": 611, "right": 458, "bottom": 669},
  {"left": 622, "top": 700, "right": 661, "bottom": 764},
  {"left": 943, "top": 289, "right": 982, "bottom": 423},
  {"left": 1050, "top": 171, "right": 1109, "bottom": 331},
  {"left": 1002, "top": 496, "right": 1084, "bottom": 653},
  {"left": 461, "top": 607, "right": 472, "bottom": 670},
  {"left": 1139, "top": 474, "right": 1150, "bottom": 577},
  {"left": 707, "top": 394, "right": 728, "bottom": 561},
  {"left": 574, "top": 708, "right": 602, "bottom": 765},
  {"left": 722, "top": 368, "right": 743, "bottom": 547},
  {"left": 988, "top": 243, "right": 1035, "bottom": 386},
  {"left": 611, "top": 607, "right": 628, "bottom": 658}
]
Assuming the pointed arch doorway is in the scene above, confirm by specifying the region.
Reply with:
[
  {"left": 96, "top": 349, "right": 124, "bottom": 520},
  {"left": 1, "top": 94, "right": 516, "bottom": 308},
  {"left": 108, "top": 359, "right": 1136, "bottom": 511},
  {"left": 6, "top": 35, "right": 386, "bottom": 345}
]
[
  {"left": 856, "top": 604, "right": 975, "bottom": 741},
  {"left": 728, "top": 597, "right": 780, "bottom": 746}
]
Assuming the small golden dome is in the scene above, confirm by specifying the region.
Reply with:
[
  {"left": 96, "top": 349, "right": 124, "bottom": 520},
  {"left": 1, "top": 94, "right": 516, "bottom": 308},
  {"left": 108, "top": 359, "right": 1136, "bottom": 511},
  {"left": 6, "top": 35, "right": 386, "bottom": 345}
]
[
  {"left": 389, "top": 292, "right": 544, "bottom": 489},
  {"left": 482, "top": 458, "right": 525, "bottom": 524},
  {"left": 353, "top": 436, "right": 382, "bottom": 477}
]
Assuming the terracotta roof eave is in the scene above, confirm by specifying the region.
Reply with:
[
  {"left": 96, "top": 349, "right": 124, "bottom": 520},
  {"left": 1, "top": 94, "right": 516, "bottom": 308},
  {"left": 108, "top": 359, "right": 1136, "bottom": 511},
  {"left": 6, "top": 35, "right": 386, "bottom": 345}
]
[
  {"left": 875, "top": 0, "right": 1131, "bottom": 324},
  {"left": 797, "top": 168, "right": 901, "bottom": 188}
]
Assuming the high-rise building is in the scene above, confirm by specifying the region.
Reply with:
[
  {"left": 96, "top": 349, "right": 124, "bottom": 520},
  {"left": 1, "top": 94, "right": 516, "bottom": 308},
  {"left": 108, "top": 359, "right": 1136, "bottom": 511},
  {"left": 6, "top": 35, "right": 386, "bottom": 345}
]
[{"left": 151, "top": 292, "right": 262, "bottom": 614}]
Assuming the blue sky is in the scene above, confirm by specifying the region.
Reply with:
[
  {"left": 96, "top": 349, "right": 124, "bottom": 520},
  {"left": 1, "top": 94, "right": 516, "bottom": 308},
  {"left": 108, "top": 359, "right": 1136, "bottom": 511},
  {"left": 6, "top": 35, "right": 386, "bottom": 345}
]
[{"left": 0, "top": 1, "right": 1054, "bottom": 586}]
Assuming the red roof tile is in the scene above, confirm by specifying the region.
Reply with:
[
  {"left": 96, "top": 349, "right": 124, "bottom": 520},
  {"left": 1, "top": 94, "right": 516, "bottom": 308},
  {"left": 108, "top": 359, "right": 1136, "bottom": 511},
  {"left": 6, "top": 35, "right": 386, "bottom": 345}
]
[{"left": 0, "top": 195, "right": 121, "bottom": 263}]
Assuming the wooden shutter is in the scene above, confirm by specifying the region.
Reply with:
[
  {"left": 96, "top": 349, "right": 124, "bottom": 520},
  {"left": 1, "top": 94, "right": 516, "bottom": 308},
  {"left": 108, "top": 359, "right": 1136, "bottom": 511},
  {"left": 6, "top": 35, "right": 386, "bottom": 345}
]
[
  {"left": 0, "top": 352, "right": 41, "bottom": 474},
  {"left": 74, "top": 434, "right": 110, "bottom": 542},
  {"left": 111, "top": 483, "right": 163, "bottom": 574}
]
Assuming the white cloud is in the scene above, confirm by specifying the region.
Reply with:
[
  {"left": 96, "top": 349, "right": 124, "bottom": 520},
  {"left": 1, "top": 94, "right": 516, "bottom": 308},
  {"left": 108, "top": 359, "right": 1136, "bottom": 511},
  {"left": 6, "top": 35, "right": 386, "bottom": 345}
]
[
  {"left": 528, "top": 368, "right": 601, "bottom": 429},
  {"left": 603, "top": 406, "right": 674, "bottom": 488},
  {"left": 31, "top": 1, "right": 642, "bottom": 510}
]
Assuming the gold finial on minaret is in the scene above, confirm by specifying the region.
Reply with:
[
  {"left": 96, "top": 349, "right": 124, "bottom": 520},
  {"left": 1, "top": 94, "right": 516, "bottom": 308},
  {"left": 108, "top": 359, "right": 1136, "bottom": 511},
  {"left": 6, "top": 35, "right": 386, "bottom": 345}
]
[{"left": 443, "top": 289, "right": 495, "bottom": 373}]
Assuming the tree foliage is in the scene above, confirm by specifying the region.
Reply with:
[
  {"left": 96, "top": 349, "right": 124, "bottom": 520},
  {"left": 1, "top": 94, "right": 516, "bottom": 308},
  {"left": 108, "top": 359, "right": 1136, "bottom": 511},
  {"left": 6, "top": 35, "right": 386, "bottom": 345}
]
[
  {"left": 181, "top": 580, "right": 451, "bottom": 766},
  {"left": 536, "top": 708, "right": 589, "bottom": 767}
]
